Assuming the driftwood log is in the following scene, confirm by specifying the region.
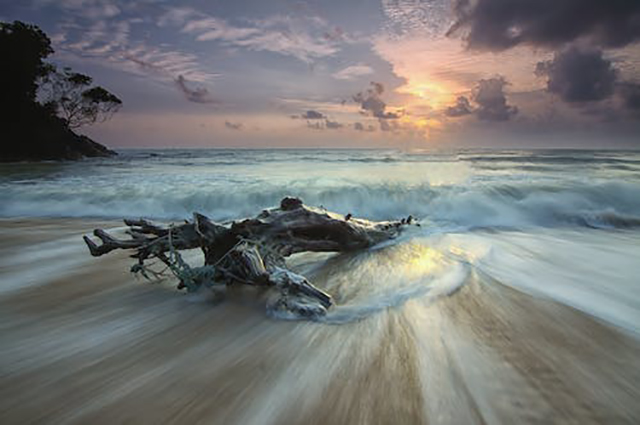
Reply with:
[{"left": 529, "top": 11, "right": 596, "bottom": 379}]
[{"left": 83, "top": 197, "right": 414, "bottom": 318}]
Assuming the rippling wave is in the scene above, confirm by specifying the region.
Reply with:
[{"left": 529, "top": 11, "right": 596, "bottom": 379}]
[
  {"left": 2, "top": 149, "right": 640, "bottom": 231},
  {"left": 2, "top": 149, "right": 640, "bottom": 423}
]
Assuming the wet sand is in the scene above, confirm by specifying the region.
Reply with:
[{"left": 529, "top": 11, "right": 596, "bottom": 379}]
[{"left": 1, "top": 219, "right": 639, "bottom": 424}]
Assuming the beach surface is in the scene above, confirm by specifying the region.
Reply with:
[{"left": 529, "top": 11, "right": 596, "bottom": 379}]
[{"left": 1, "top": 218, "right": 639, "bottom": 425}]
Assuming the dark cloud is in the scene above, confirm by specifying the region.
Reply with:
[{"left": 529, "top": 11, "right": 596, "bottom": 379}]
[
  {"left": 353, "top": 82, "right": 401, "bottom": 119},
  {"left": 534, "top": 47, "right": 640, "bottom": 119},
  {"left": 353, "top": 122, "right": 375, "bottom": 132},
  {"left": 444, "top": 78, "right": 517, "bottom": 121},
  {"left": 294, "top": 110, "right": 340, "bottom": 130},
  {"left": 297, "top": 110, "right": 326, "bottom": 119},
  {"left": 474, "top": 77, "right": 518, "bottom": 121},
  {"left": 536, "top": 45, "right": 617, "bottom": 103},
  {"left": 225, "top": 121, "right": 243, "bottom": 130},
  {"left": 448, "top": 0, "right": 640, "bottom": 51},
  {"left": 357, "top": 94, "right": 386, "bottom": 117},
  {"left": 445, "top": 96, "right": 473, "bottom": 117},
  {"left": 618, "top": 83, "right": 640, "bottom": 111},
  {"left": 306, "top": 118, "right": 344, "bottom": 130},
  {"left": 175, "top": 75, "right": 215, "bottom": 104},
  {"left": 371, "top": 81, "right": 384, "bottom": 95},
  {"left": 379, "top": 119, "right": 397, "bottom": 132}
]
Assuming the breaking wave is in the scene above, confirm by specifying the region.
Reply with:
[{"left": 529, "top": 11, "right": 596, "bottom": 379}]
[
  {"left": 1, "top": 149, "right": 640, "bottom": 231},
  {"left": 2, "top": 179, "right": 640, "bottom": 230}
]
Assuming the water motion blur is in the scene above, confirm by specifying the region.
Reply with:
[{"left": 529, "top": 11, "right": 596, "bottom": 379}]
[{"left": 1, "top": 149, "right": 640, "bottom": 423}]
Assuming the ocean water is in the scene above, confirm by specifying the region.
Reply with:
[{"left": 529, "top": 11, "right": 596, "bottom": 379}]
[
  {"left": 1, "top": 149, "right": 640, "bottom": 334},
  {"left": 2, "top": 149, "right": 640, "bottom": 423}
]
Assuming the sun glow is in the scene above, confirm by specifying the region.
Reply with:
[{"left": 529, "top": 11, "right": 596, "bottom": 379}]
[
  {"left": 402, "top": 243, "right": 446, "bottom": 278},
  {"left": 401, "top": 115, "right": 443, "bottom": 129},
  {"left": 399, "top": 80, "right": 457, "bottom": 110}
]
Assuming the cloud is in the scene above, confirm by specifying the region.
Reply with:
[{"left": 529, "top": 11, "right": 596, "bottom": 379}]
[
  {"left": 353, "top": 82, "right": 401, "bottom": 119},
  {"left": 229, "top": 29, "right": 338, "bottom": 63},
  {"left": 445, "top": 96, "right": 473, "bottom": 117},
  {"left": 293, "top": 110, "right": 347, "bottom": 129},
  {"left": 353, "top": 122, "right": 376, "bottom": 132},
  {"left": 50, "top": 7, "right": 219, "bottom": 89},
  {"left": 357, "top": 94, "right": 386, "bottom": 116},
  {"left": 36, "top": 0, "right": 121, "bottom": 20},
  {"left": 175, "top": 75, "right": 215, "bottom": 103},
  {"left": 278, "top": 97, "right": 353, "bottom": 115},
  {"left": 295, "top": 110, "right": 326, "bottom": 119},
  {"left": 332, "top": 64, "right": 374, "bottom": 80},
  {"left": 371, "top": 81, "right": 384, "bottom": 95},
  {"left": 225, "top": 121, "right": 243, "bottom": 130},
  {"left": 354, "top": 122, "right": 376, "bottom": 132},
  {"left": 302, "top": 117, "right": 343, "bottom": 130},
  {"left": 474, "top": 77, "right": 518, "bottom": 121},
  {"left": 182, "top": 17, "right": 260, "bottom": 41},
  {"left": 121, "top": 46, "right": 218, "bottom": 83},
  {"left": 157, "top": 7, "right": 198, "bottom": 27},
  {"left": 533, "top": 46, "right": 640, "bottom": 119},
  {"left": 618, "top": 83, "right": 640, "bottom": 111},
  {"left": 536, "top": 45, "right": 617, "bottom": 103},
  {"left": 382, "top": 0, "right": 453, "bottom": 38},
  {"left": 175, "top": 13, "right": 341, "bottom": 62},
  {"left": 378, "top": 118, "right": 401, "bottom": 132},
  {"left": 323, "top": 26, "right": 356, "bottom": 43},
  {"left": 63, "top": 19, "right": 129, "bottom": 54},
  {"left": 448, "top": 0, "right": 640, "bottom": 51}
]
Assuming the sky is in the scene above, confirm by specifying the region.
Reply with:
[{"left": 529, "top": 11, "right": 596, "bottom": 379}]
[{"left": 2, "top": 0, "right": 640, "bottom": 148}]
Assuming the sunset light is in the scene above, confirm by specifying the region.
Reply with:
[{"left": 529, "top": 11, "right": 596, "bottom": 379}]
[{"left": 2, "top": 1, "right": 640, "bottom": 424}]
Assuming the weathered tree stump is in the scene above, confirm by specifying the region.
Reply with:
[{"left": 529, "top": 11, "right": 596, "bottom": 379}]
[{"left": 83, "top": 197, "right": 414, "bottom": 318}]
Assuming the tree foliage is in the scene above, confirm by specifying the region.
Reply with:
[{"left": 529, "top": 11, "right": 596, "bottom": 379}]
[
  {"left": 40, "top": 67, "right": 123, "bottom": 129},
  {"left": 1, "top": 20, "right": 121, "bottom": 160},
  {"left": 0, "top": 20, "right": 121, "bottom": 129},
  {"left": 0, "top": 21, "right": 54, "bottom": 115}
]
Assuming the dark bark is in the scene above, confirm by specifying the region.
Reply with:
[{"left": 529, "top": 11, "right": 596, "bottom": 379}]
[{"left": 83, "top": 197, "right": 414, "bottom": 318}]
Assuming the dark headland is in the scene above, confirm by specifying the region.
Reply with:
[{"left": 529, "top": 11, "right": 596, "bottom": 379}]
[
  {"left": 0, "top": 21, "right": 120, "bottom": 162},
  {"left": 1, "top": 110, "right": 118, "bottom": 161}
]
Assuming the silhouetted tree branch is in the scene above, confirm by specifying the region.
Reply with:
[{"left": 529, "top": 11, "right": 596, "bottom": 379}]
[{"left": 40, "top": 67, "right": 123, "bottom": 129}]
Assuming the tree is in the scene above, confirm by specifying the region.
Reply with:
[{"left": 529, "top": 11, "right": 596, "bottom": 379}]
[
  {"left": 40, "top": 67, "right": 123, "bottom": 129},
  {"left": 0, "top": 21, "right": 54, "bottom": 115},
  {"left": 1, "top": 20, "right": 120, "bottom": 160},
  {"left": 1, "top": 20, "right": 121, "bottom": 129}
]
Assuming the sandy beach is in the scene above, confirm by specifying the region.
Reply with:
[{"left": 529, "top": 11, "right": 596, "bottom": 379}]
[
  {"left": 1, "top": 218, "right": 639, "bottom": 424},
  {"left": 3, "top": 0, "right": 640, "bottom": 421}
]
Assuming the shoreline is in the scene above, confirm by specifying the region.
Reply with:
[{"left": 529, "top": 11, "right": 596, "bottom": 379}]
[{"left": 1, "top": 218, "right": 639, "bottom": 424}]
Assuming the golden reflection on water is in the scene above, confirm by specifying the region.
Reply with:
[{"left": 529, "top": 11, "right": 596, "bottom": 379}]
[{"left": 401, "top": 243, "right": 446, "bottom": 279}]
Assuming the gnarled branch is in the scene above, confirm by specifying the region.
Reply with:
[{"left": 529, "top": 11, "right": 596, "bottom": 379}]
[{"left": 83, "top": 197, "right": 415, "bottom": 318}]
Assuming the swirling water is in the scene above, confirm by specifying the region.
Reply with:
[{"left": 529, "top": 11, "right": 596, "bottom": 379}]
[
  {"left": 1, "top": 148, "right": 640, "bottom": 332},
  {"left": 2, "top": 149, "right": 640, "bottom": 423},
  {"left": 2, "top": 148, "right": 640, "bottom": 228}
]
